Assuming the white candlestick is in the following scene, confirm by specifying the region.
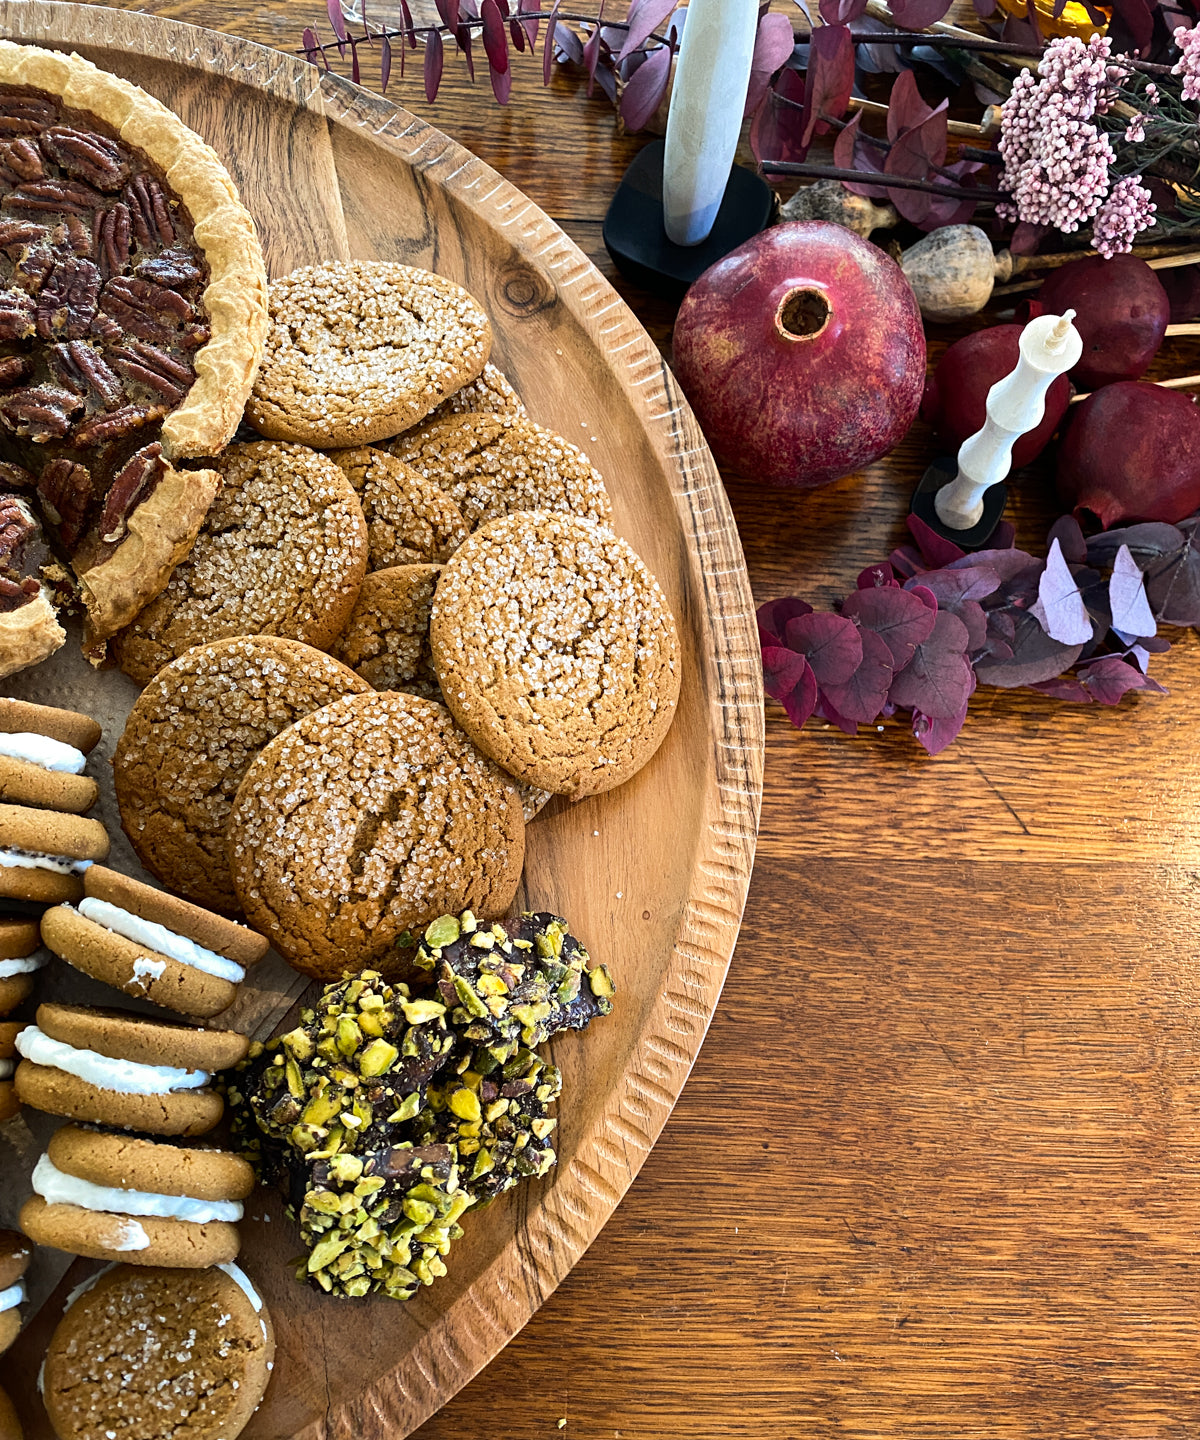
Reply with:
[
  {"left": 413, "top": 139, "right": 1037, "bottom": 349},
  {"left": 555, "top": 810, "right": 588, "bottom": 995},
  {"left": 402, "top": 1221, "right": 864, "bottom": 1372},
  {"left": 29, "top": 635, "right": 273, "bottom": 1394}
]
[
  {"left": 662, "top": 0, "right": 758, "bottom": 247},
  {"left": 934, "top": 310, "right": 1083, "bottom": 531}
]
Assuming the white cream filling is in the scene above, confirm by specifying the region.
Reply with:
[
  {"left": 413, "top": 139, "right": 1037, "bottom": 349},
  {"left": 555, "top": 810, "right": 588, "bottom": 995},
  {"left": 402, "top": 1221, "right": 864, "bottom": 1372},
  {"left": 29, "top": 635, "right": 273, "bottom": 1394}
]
[
  {"left": 33, "top": 1154, "right": 243, "bottom": 1225},
  {"left": 0, "top": 952, "right": 46, "bottom": 977},
  {"left": 0, "top": 847, "right": 92, "bottom": 875},
  {"left": 0, "top": 732, "right": 87, "bottom": 774},
  {"left": 218, "top": 1261, "right": 264, "bottom": 1312},
  {"left": 109, "top": 1218, "right": 149, "bottom": 1251},
  {"left": 15, "top": 1026, "right": 210, "bottom": 1095},
  {"left": 77, "top": 898, "right": 245, "bottom": 985},
  {"left": 0, "top": 1280, "right": 23, "bottom": 1312},
  {"left": 0, "top": 1058, "right": 13, "bottom": 1080}
]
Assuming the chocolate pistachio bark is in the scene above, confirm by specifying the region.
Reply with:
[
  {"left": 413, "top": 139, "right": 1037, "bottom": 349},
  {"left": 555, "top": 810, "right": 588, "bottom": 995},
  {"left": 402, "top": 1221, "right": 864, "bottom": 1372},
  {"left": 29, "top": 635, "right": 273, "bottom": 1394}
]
[{"left": 226, "top": 910, "right": 614, "bottom": 1300}]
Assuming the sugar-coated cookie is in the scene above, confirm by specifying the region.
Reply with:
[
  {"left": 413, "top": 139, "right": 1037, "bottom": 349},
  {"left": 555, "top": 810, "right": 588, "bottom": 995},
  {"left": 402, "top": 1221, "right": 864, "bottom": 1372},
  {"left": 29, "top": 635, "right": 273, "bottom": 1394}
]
[
  {"left": 227, "top": 691, "right": 524, "bottom": 980},
  {"left": 110, "top": 442, "right": 368, "bottom": 686},
  {"left": 42, "top": 1263, "right": 273, "bottom": 1440},
  {"left": 0, "top": 804, "right": 109, "bottom": 906},
  {"left": 247, "top": 259, "right": 491, "bottom": 446},
  {"left": 21, "top": 1126, "right": 253, "bottom": 1266},
  {"left": 14, "top": 1002, "right": 247, "bottom": 1136},
  {"left": 431, "top": 511, "right": 680, "bottom": 797},
  {"left": 0, "top": 1228, "right": 30, "bottom": 1356},
  {"left": 0, "top": 699, "right": 100, "bottom": 814},
  {"left": 328, "top": 447, "right": 467, "bottom": 570},
  {"left": 40, "top": 866, "right": 268, "bottom": 1018},
  {"left": 388, "top": 411, "right": 612, "bottom": 531},
  {"left": 330, "top": 563, "right": 441, "bottom": 696},
  {"left": 422, "top": 360, "right": 525, "bottom": 426}
]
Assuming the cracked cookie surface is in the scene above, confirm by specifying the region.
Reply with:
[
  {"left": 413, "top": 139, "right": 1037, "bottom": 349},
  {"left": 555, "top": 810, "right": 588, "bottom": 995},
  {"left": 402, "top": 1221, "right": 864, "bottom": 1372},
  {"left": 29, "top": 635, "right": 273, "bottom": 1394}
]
[
  {"left": 431, "top": 511, "right": 680, "bottom": 797},
  {"left": 109, "top": 441, "right": 368, "bottom": 685},
  {"left": 388, "top": 411, "right": 612, "bottom": 531},
  {"left": 331, "top": 562, "right": 441, "bottom": 697},
  {"left": 227, "top": 691, "right": 524, "bottom": 981},
  {"left": 327, "top": 447, "right": 466, "bottom": 570},
  {"left": 114, "top": 635, "right": 370, "bottom": 913}
]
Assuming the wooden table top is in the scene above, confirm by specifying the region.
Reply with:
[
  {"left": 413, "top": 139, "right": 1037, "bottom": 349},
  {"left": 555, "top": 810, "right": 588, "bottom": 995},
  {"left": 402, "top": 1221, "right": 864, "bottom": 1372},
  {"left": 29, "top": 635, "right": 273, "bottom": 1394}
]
[{"left": 60, "top": 3, "right": 1200, "bottom": 1434}]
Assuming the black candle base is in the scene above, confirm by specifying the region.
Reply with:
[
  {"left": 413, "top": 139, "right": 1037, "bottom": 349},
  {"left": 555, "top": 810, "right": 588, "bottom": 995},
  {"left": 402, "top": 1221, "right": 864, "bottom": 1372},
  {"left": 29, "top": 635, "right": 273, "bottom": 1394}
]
[
  {"left": 602, "top": 139, "right": 775, "bottom": 302},
  {"left": 911, "top": 459, "right": 1008, "bottom": 552}
]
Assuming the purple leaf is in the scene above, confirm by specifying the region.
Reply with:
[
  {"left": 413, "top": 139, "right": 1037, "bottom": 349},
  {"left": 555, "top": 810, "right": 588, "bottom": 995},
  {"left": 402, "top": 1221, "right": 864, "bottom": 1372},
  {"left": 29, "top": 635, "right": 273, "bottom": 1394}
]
[
  {"left": 909, "top": 584, "right": 938, "bottom": 614},
  {"left": 1078, "top": 655, "right": 1167, "bottom": 705},
  {"left": 399, "top": 0, "right": 419, "bottom": 47},
  {"left": 890, "top": 0, "right": 957, "bottom": 26},
  {"left": 781, "top": 665, "right": 820, "bottom": 728},
  {"left": 757, "top": 595, "right": 814, "bottom": 649},
  {"left": 351, "top": 41, "right": 361, "bottom": 83},
  {"left": 813, "top": 692, "right": 860, "bottom": 735},
  {"left": 489, "top": 52, "right": 512, "bottom": 100},
  {"left": 912, "top": 692, "right": 971, "bottom": 754},
  {"left": 750, "top": 67, "right": 809, "bottom": 166},
  {"left": 800, "top": 23, "right": 854, "bottom": 146},
  {"left": 948, "top": 547, "right": 1039, "bottom": 583},
  {"left": 763, "top": 645, "right": 810, "bottom": 702},
  {"left": 1146, "top": 532, "right": 1200, "bottom": 626},
  {"left": 619, "top": 41, "right": 673, "bottom": 132},
  {"left": 907, "top": 513, "right": 966, "bottom": 568},
  {"left": 886, "top": 68, "right": 934, "bottom": 140},
  {"left": 1086, "top": 522, "right": 1184, "bottom": 570},
  {"left": 543, "top": 2, "right": 562, "bottom": 82},
  {"left": 425, "top": 27, "right": 444, "bottom": 100},
  {"left": 857, "top": 562, "right": 898, "bottom": 589},
  {"left": 1029, "top": 537, "right": 1092, "bottom": 645},
  {"left": 381, "top": 34, "right": 393, "bottom": 89},
  {"left": 510, "top": 17, "right": 526, "bottom": 50},
  {"left": 784, "top": 612, "right": 863, "bottom": 686},
  {"left": 327, "top": 0, "right": 349, "bottom": 44},
  {"left": 435, "top": 0, "right": 460, "bottom": 30},
  {"left": 887, "top": 610, "right": 973, "bottom": 718},
  {"left": 910, "top": 565, "right": 1001, "bottom": 605},
  {"left": 973, "top": 610, "right": 1083, "bottom": 688},
  {"left": 617, "top": 0, "right": 678, "bottom": 60},
  {"left": 820, "top": 628, "right": 894, "bottom": 723},
  {"left": 1047, "top": 514, "right": 1086, "bottom": 565},
  {"left": 745, "top": 13, "right": 796, "bottom": 117},
  {"left": 520, "top": 0, "right": 541, "bottom": 48},
  {"left": 832, "top": 112, "right": 890, "bottom": 199},
  {"left": 482, "top": 0, "right": 510, "bottom": 70},
  {"left": 301, "top": 25, "right": 322, "bottom": 60},
  {"left": 884, "top": 100, "right": 949, "bottom": 225},
  {"left": 820, "top": 0, "right": 869, "bottom": 18},
  {"left": 1027, "top": 675, "right": 1092, "bottom": 702},
  {"left": 1109, "top": 544, "right": 1157, "bottom": 638},
  {"left": 456, "top": 23, "right": 476, "bottom": 79},
  {"left": 841, "top": 586, "right": 936, "bottom": 670}
]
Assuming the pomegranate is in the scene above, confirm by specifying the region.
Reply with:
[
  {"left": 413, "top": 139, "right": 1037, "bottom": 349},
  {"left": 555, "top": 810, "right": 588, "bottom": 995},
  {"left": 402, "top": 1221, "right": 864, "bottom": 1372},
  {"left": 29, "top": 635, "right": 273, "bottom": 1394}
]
[
  {"left": 1038, "top": 255, "right": 1169, "bottom": 391},
  {"left": 671, "top": 221, "right": 925, "bottom": 489},
  {"left": 921, "top": 324, "right": 1071, "bottom": 467},
  {"left": 1057, "top": 381, "right": 1200, "bottom": 526}
]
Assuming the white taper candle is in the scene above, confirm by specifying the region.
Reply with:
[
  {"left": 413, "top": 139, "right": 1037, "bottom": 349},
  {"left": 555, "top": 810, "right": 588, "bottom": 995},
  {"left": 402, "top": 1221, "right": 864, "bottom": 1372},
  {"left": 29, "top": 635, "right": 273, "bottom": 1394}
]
[
  {"left": 934, "top": 310, "right": 1083, "bottom": 532},
  {"left": 662, "top": 0, "right": 758, "bottom": 247}
]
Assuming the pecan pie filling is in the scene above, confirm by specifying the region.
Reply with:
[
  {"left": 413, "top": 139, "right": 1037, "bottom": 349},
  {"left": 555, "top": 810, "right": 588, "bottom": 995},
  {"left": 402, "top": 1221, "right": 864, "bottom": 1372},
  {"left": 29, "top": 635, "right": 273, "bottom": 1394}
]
[{"left": 0, "top": 83, "right": 211, "bottom": 603}]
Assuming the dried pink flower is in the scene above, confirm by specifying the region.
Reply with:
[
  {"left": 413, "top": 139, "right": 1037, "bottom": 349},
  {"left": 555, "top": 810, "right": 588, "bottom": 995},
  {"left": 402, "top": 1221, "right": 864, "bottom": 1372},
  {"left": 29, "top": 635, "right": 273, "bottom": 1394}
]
[
  {"left": 1092, "top": 175, "right": 1157, "bottom": 257},
  {"left": 1173, "top": 24, "right": 1200, "bottom": 102},
  {"left": 1125, "top": 112, "right": 1146, "bottom": 142}
]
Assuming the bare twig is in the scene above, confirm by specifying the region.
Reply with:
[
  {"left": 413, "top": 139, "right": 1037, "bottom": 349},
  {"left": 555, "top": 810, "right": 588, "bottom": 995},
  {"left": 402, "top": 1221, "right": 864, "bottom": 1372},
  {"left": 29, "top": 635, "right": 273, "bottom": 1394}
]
[{"left": 760, "top": 160, "right": 1001, "bottom": 202}]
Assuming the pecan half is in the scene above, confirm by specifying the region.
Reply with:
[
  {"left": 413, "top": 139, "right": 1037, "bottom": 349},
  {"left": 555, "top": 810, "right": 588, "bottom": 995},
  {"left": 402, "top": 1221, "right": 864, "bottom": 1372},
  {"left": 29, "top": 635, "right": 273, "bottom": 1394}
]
[
  {"left": 0, "top": 288, "right": 36, "bottom": 340},
  {"left": 15, "top": 242, "right": 55, "bottom": 295},
  {"left": 46, "top": 341, "right": 124, "bottom": 408},
  {"left": 36, "top": 458, "right": 93, "bottom": 548},
  {"left": 123, "top": 174, "right": 175, "bottom": 249},
  {"left": 40, "top": 127, "right": 130, "bottom": 193},
  {"left": 0, "top": 495, "right": 45, "bottom": 611},
  {"left": 0, "top": 355, "right": 33, "bottom": 389},
  {"left": 99, "top": 275, "right": 192, "bottom": 343},
  {"left": 0, "top": 461, "right": 35, "bottom": 490},
  {"left": 89, "top": 311, "right": 123, "bottom": 346},
  {"left": 0, "top": 384, "right": 82, "bottom": 442},
  {"left": 0, "top": 219, "right": 46, "bottom": 252},
  {"left": 0, "top": 138, "right": 43, "bottom": 184},
  {"left": 109, "top": 339, "right": 195, "bottom": 405},
  {"left": 134, "top": 248, "right": 203, "bottom": 288},
  {"left": 61, "top": 214, "right": 94, "bottom": 258},
  {"left": 0, "top": 96, "right": 58, "bottom": 135},
  {"left": 71, "top": 402, "right": 166, "bottom": 448},
  {"left": 6, "top": 178, "right": 103, "bottom": 216},
  {"left": 98, "top": 442, "right": 166, "bottom": 545},
  {"left": 36, "top": 257, "right": 101, "bottom": 340},
  {"left": 96, "top": 202, "right": 131, "bottom": 279}
]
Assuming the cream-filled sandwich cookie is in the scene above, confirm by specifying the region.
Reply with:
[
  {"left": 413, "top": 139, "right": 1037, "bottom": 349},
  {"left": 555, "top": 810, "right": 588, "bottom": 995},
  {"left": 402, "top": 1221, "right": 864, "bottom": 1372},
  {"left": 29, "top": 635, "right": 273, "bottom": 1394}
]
[
  {"left": 0, "top": 1020, "right": 27, "bottom": 1122},
  {"left": 21, "top": 1126, "right": 254, "bottom": 1267},
  {"left": 0, "top": 918, "right": 42, "bottom": 1015},
  {"left": 0, "top": 699, "right": 101, "bottom": 815},
  {"left": 41, "top": 867, "right": 269, "bottom": 1020},
  {"left": 0, "top": 1228, "right": 31, "bottom": 1355},
  {"left": 0, "top": 805, "right": 108, "bottom": 907},
  {"left": 14, "top": 1003, "right": 248, "bottom": 1136},
  {"left": 42, "top": 1262, "right": 274, "bottom": 1440}
]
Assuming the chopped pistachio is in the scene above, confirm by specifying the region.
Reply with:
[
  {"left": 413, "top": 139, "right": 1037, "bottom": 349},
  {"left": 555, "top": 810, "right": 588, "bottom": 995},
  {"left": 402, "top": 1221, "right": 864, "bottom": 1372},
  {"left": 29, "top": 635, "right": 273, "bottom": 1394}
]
[{"left": 424, "top": 914, "right": 461, "bottom": 949}]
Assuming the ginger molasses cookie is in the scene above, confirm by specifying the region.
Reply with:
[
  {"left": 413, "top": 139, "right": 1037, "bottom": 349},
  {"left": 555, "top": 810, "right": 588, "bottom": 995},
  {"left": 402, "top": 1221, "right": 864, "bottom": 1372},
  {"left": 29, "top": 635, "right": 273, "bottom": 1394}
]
[
  {"left": 22, "top": 1126, "right": 253, "bottom": 1266},
  {"left": 0, "top": 805, "right": 109, "bottom": 906},
  {"left": 424, "top": 360, "right": 525, "bottom": 425},
  {"left": 0, "top": 918, "right": 44, "bottom": 1016},
  {"left": 41, "top": 866, "right": 268, "bottom": 1018},
  {"left": 0, "top": 1228, "right": 30, "bottom": 1355},
  {"left": 431, "top": 511, "right": 680, "bottom": 798},
  {"left": 227, "top": 691, "right": 524, "bottom": 980},
  {"left": 331, "top": 563, "right": 441, "bottom": 696},
  {"left": 14, "top": 1002, "right": 246, "bottom": 1136},
  {"left": 42, "top": 1262, "right": 273, "bottom": 1440},
  {"left": 0, "top": 1021, "right": 27, "bottom": 1122},
  {"left": 246, "top": 259, "right": 491, "bottom": 447},
  {"left": 0, "top": 699, "right": 101, "bottom": 814},
  {"left": 328, "top": 446, "right": 467, "bottom": 569},
  {"left": 114, "top": 635, "right": 370, "bottom": 912},
  {"left": 388, "top": 411, "right": 612, "bottom": 531},
  {"left": 110, "top": 442, "right": 369, "bottom": 687}
]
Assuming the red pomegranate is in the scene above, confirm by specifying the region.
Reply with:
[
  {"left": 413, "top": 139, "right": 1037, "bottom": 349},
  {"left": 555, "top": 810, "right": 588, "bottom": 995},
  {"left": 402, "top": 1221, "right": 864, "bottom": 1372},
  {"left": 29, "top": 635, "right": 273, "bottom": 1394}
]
[{"left": 671, "top": 221, "right": 926, "bottom": 489}]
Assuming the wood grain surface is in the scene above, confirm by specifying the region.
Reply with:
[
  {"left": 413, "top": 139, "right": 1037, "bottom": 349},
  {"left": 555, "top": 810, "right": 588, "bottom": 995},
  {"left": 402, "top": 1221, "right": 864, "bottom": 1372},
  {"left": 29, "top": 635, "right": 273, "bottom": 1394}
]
[{"left": 8, "top": 1, "right": 1200, "bottom": 1437}]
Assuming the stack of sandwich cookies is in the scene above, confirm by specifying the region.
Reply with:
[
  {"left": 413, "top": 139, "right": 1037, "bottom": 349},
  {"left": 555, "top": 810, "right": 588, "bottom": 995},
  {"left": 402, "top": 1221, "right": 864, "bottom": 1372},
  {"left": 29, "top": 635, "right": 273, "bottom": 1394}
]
[
  {"left": 0, "top": 805, "right": 108, "bottom": 907},
  {"left": 41, "top": 1263, "right": 273, "bottom": 1440},
  {"left": 0, "top": 1020, "right": 26, "bottom": 1122},
  {"left": 21, "top": 1126, "right": 254, "bottom": 1267},
  {"left": 14, "top": 1003, "right": 248, "bottom": 1136},
  {"left": 0, "top": 700, "right": 101, "bottom": 815},
  {"left": 0, "top": 1229, "right": 30, "bottom": 1355},
  {"left": 0, "top": 918, "right": 42, "bottom": 1015},
  {"left": 41, "top": 867, "right": 268, "bottom": 1018}
]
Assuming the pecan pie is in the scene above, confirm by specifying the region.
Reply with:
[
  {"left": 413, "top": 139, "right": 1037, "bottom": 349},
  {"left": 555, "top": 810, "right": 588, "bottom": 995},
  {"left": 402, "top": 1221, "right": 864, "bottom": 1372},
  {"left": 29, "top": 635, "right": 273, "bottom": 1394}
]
[{"left": 0, "top": 42, "right": 268, "bottom": 669}]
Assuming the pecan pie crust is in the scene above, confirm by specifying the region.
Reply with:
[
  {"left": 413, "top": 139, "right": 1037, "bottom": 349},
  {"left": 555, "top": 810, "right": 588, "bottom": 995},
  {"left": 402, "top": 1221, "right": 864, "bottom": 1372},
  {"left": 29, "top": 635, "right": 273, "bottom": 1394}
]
[{"left": 0, "top": 42, "right": 268, "bottom": 657}]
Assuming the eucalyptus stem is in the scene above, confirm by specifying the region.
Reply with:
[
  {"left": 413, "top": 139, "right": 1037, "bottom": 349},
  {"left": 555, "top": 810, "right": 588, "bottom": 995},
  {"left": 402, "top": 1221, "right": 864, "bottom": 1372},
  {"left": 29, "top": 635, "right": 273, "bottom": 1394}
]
[{"left": 760, "top": 159, "right": 1002, "bottom": 201}]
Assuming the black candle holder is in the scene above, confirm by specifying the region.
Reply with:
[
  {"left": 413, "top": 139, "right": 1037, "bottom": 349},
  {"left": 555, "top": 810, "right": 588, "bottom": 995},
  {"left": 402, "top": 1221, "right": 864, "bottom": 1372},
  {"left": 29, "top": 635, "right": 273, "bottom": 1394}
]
[{"left": 910, "top": 458, "right": 1008, "bottom": 552}]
